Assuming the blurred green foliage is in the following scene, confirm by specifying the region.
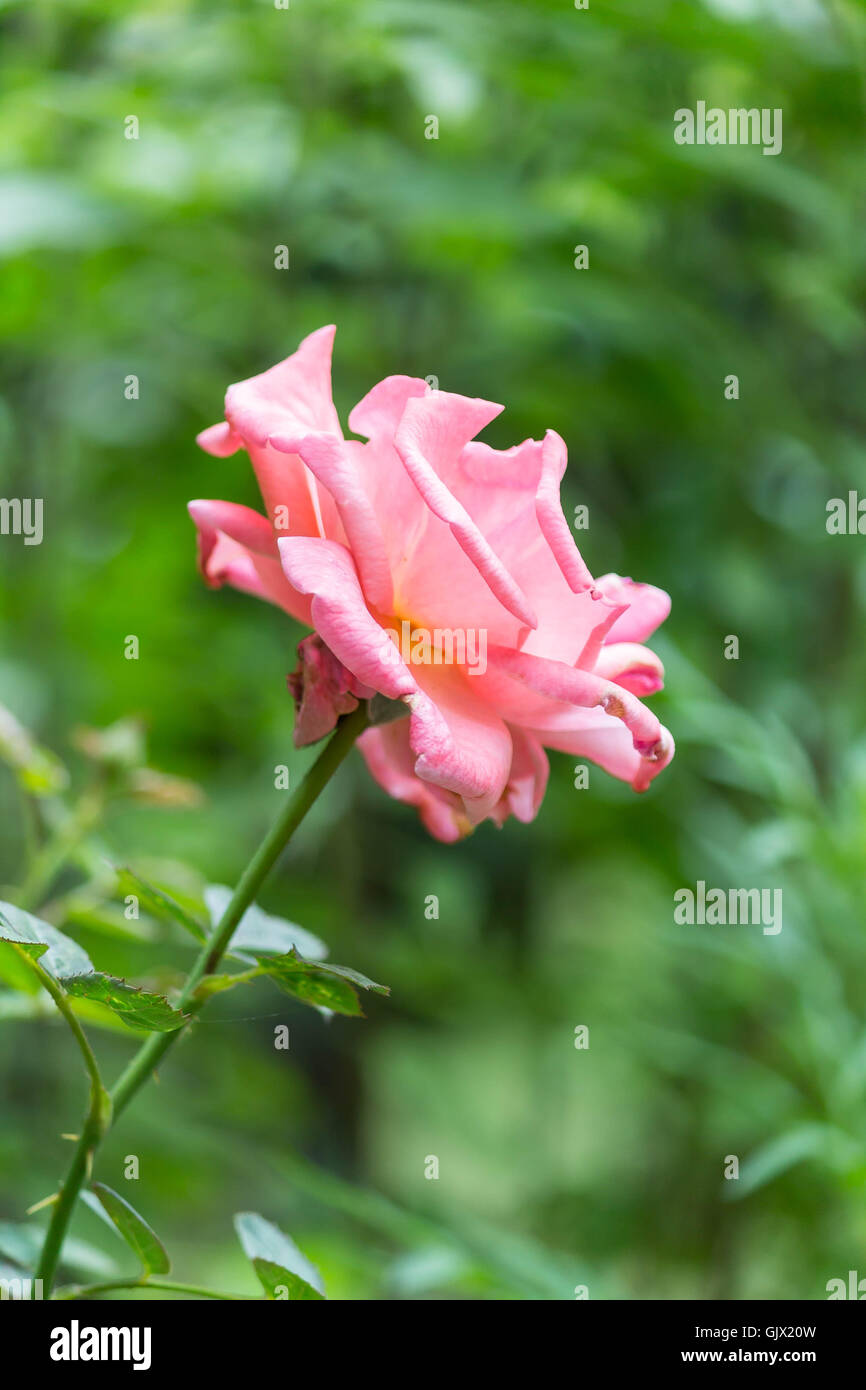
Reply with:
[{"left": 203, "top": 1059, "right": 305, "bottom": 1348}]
[{"left": 2, "top": 0, "right": 866, "bottom": 1299}]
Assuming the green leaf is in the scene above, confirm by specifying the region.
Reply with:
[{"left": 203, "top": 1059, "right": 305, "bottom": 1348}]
[
  {"left": 200, "top": 892, "right": 386, "bottom": 1017},
  {"left": 90, "top": 1183, "right": 170, "bottom": 1276},
  {"left": 253, "top": 949, "right": 389, "bottom": 1017},
  {"left": 40, "top": 924, "right": 96, "bottom": 980},
  {"left": 233, "top": 1212, "right": 325, "bottom": 1300},
  {"left": 205, "top": 885, "right": 328, "bottom": 963},
  {"left": 0, "top": 988, "right": 159, "bottom": 1036},
  {"left": 0, "top": 901, "right": 189, "bottom": 1032},
  {"left": 0, "top": 1221, "right": 118, "bottom": 1279},
  {"left": 65, "top": 996, "right": 152, "bottom": 1036},
  {"left": 116, "top": 867, "right": 208, "bottom": 944},
  {"left": 60, "top": 1236, "right": 120, "bottom": 1280},
  {"left": 0, "top": 701, "right": 69, "bottom": 796},
  {"left": 79, "top": 1188, "right": 119, "bottom": 1232},
  {"left": 252, "top": 1257, "right": 321, "bottom": 1300},
  {"left": 268, "top": 964, "right": 361, "bottom": 1015},
  {"left": 729, "top": 1124, "right": 856, "bottom": 1199},
  {"left": 62, "top": 974, "right": 189, "bottom": 1032},
  {"left": 192, "top": 969, "right": 259, "bottom": 1002},
  {"left": 62, "top": 892, "right": 158, "bottom": 943},
  {"left": 0, "top": 901, "right": 94, "bottom": 978}
]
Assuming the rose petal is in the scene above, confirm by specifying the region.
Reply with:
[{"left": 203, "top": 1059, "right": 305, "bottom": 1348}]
[
  {"left": 395, "top": 390, "right": 538, "bottom": 629},
  {"left": 359, "top": 720, "right": 467, "bottom": 843},
  {"left": 278, "top": 537, "right": 417, "bottom": 700},
  {"left": 188, "top": 500, "right": 311, "bottom": 622},
  {"left": 485, "top": 645, "right": 673, "bottom": 791},
  {"left": 593, "top": 642, "right": 665, "bottom": 697},
  {"left": 595, "top": 574, "right": 672, "bottom": 643}
]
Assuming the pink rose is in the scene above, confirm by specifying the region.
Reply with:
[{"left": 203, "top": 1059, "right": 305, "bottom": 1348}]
[{"left": 189, "top": 326, "right": 673, "bottom": 842}]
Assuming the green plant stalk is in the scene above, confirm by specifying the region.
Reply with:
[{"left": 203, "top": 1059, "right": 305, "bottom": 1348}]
[
  {"left": 12, "top": 947, "right": 112, "bottom": 1293},
  {"left": 11, "top": 945, "right": 103, "bottom": 1095},
  {"left": 112, "top": 702, "right": 369, "bottom": 1114},
  {"left": 55, "top": 1277, "right": 258, "bottom": 1301},
  {"left": 35, "top": 1113, "right": 107, "bottom": 1292},
  {"left": 36, "top": 703, "right": 369, "bottom": 1294}
]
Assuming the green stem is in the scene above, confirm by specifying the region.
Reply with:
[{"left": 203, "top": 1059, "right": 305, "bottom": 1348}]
[
  {"left": 14, "top": 948, "right": 112, "bottom": 1292},
  {"left": 36, "top": 703, "right": 368, "bottom": 1293},
  {"left": 55, "top": 1277, "right": 257, "bottom": 1301},
  {"left": 36, "top": 1122, "right": 102, "bottom": 1291},
  {"left": 112, "top": 702, "right": 368, "bottom": 1117},
  {"left": 13, "top": 946, "right": 104, "bottom": 1096}
]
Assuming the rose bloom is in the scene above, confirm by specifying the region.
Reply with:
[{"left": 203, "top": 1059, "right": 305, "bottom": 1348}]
[{"left": 189, "top": 326, "right": 673, "bottom": 842}]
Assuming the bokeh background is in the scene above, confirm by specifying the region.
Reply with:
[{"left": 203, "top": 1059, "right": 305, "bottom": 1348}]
[{"left": 2, "top": 0, "right": 866, "bottom": 1300}]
